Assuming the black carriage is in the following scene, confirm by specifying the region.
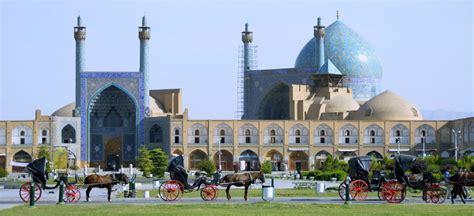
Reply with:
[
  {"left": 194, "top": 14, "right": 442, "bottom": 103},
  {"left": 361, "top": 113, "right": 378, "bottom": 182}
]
[
  {"left": 380, "top": 154, "right": 447, "bottom": 203},
  {"left": 159, "top": 155, "right": 218, "bottom": 201},
  {"left": 338, "top": 156, "right": 387, "bottom": 201},
  {"left": 19, "top": 157, "right": 81, "bottom": 203}
]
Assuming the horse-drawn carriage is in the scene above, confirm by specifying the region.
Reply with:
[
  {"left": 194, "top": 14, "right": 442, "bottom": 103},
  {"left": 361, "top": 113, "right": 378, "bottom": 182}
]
[
  {"left": 338, "top": 156, "right": 387, "bottom": 201},
  {"left": 380, "top": 154, "right": 447, "bottom": 203},
  {"left": 19, "top": 157, "right": 81, "bottom": 203},
  {"left": 159, "top": 155, "right": 218, "bottom": 201}
]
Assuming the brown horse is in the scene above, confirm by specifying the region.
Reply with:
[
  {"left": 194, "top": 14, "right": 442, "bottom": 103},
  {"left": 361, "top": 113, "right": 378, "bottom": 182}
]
[
  {"left": 84, "top": 173, "right": 129, "bottom": 202},
  {"left": 449, "top": 172, "right": 474, "bottom": 204},
  {"left": 220, "top": 171, "right": 265, "bottom": 201}
]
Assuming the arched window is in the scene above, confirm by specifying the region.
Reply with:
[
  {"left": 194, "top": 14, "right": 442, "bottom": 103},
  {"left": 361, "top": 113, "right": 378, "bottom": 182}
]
[
  {"left": 290, "top": 124, "right": 308, "bottom": 144},
  {"left": 220, "top": 129, "right": 226, "bottom": 143},
  {"left": 411, "top": 107, "right": 418, "bottom": 117},
  {"left": 20, "top": 130, "right": 26, "bottom": 144},
  {"left": 315, "top": 124, "right": 333, "bottom": 145},
  {"left": 416, "top": 124, "right": 435, "bottom": 144},
  {"left": 270, "top": 130, "right": 276, "bottom": 143},
  {"left": 339, "top": 124, "right": 358, "bottom": 144},
  {"left": 245, "top": 129, "right": 251, "bottom": 143},
  {"left": 174, "top": 128, "right": 181, "bottom": 144},
  {"left": 214, "top": 123, "right": 233, "bottom": 145},
  {"left": 390, "top": 124, "right": 409, "bottom": 144},
  {"left": 149, "top": 124, "right": 162, "bottom": 143},
  {"left": 39, "top": 129, "right": 49, "bottom": 144},
  {"left": 188, "top": 124, "right": 208, "bottom": 144},
  {"left": 194, "top": 129, "right": 200, "bottom": 136},
  {"left": 61, "top": 125, "right": 76, "bottom": 143},
  {"left": 396, "top": 130, "right": 401, "bottom": 137}
]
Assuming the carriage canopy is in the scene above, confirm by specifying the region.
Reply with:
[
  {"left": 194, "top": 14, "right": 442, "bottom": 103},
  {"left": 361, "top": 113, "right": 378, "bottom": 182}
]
[
  {"left": 348, "top": 156, "right": 373, "bottom": 179},
  {"left": 26, "top": 157, "right": 48, "bottom": 184},
  {"left": 394, "top": 154, "right": 416, "bottom": 173}
]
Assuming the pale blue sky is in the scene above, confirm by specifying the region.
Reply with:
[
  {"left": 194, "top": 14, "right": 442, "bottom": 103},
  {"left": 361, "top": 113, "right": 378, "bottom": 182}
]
[{"left": 0, "top": 0, "right": 472, "bottom": 120}]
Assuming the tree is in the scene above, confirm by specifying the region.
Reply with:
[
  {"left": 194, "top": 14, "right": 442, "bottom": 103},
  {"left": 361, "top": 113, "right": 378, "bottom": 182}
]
[
  {"left": 37, "top": 145, "right": 52, "bottom": 173},
  {"left": 137, "top": 146, "right": 153, "bottom": 177},
  {"left": 198, "top": 158, "right": 216, "bottom": 177},
  {"left": 149, "top": 148, "right": 168, "bottom": 178},
  {"left": 261, "top": 161, "right": 273, "bottom": 174}
]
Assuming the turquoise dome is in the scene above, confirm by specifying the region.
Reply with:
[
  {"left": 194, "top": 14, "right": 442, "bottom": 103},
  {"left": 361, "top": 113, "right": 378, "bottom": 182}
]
[{"left": 295, "top": 20, "right": 383, "bottom": 100}]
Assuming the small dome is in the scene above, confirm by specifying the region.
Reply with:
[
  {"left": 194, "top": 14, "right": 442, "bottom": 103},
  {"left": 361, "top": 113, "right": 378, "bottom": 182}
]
[
  {"left": 149, "top": 96, "right": 165, "bottom": 116},
  {"left": 52, "top": 102, "right": 75, "bottom": 117},
  {"left": 324, "top": 94, "right": 360, "bottom": 113},
  {"left": 351, "top": 90, "right": 423, "bottom": 120}
]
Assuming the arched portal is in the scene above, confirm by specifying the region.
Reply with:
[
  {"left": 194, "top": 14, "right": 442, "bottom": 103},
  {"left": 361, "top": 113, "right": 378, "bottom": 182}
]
[
  {"left": 315, "top": 151, "right": 332, "bottom": 169},
  {"left": 213, "top": 150, "right": 233, "bottom": 171},
  {"left": 12, "top": 150, "right": 32, "bottom": 173},
  {"left": 188, "top": 150, "right": 207, "bottom": 170},
  {"left": 257, "top": 83, "right": 289, "bottom": 119},
  {"left": 265, "top": 150, "right": 284, "bottom": 171},
  {"left": 289, "top": 151, "right": 308, "bottom": 171},
  {"left": 366, "top": 151, "right": 383, "bottom": 160},
  {"left": 88, "top": 85, "right": 137, "bottom": 170},
  {"left": 239, "top": 150, "right": 260, "bottom": 171}
]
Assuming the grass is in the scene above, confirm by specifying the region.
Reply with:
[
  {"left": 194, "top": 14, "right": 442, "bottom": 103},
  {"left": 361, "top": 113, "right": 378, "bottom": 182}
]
[
  {"left": 117, "top": 188, "right": 425, "bottom": 199},
  {"left": 2, "top": 203, "right": 473, "bottom": 216}
]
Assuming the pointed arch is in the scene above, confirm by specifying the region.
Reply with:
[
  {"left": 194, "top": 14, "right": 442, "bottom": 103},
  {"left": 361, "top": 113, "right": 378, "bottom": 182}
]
[
  {"left": 257, "top": 82, "right": 290, "bottom": 120},
  {"left": 415, "top": 124, "right": 436, "bottom": 144},
  {"left": 289, "top": 151, "right": 309, "bottom": 171},
  {"left": 214, "top": 150, "right": 233, "bottom": 171},
  {"left": 390, "top": 124, "right": 409, "bottom": 144},
  {"left": 264, "top": 124, "right": 284, "bottom": 144},
  {"left": 314, "top": 124, "right": 333, "bottom": 144},
  {"left": 339, "top": 124, "right": 358, "bottom": 144},
  {"left": 62, "top": 124, "right": 76, "bottom": 143},
  {"left": 239, "top": 123, "right": 258, "bottom": 144},
  {"left": 149, "top": 124, "right": 163, "bottom": 143},
  {"left": 188, "top": 149, "right": 207, "bottom": 170},
  {"left": 239, "top": 149, "right": 260, "bottom": 171},
  {"left": 265, "top": 150, "right": 284, "bottom": 171},
  {"left": 364, "top": 124, "right": 384, "bottom": 144}
]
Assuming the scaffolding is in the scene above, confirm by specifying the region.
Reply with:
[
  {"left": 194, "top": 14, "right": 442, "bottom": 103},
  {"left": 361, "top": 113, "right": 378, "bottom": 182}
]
[{"left": 235, "top": 44, "right": 258, "bottom": 119}]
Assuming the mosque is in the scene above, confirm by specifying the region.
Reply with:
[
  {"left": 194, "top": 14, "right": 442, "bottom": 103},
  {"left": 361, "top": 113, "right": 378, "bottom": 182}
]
[{"left": 0, "top": 15, "right": 472, "bottom": 173}]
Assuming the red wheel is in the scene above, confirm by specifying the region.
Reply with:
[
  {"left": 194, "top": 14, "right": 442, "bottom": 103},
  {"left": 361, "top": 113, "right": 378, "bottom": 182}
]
[
  {"left": 381, "top": 180, "right": 406, "bottom": 203},
  {"left": 200, "top": 185, "right": 218, "bottom": 201},
  {"left": 64, "top": 185, "right": 81, "bottom": 203},
  {"left": 159, "top": 180, "right": 184, "bottom": 201},
  {"left": 338, "top": 182, "right": 346, "bottom": 201},
  {"left": 19, "top": 182, "right": 42, "bottom": 203},
  {"left": 350, "top": 180, "right": 369, "bottom": 201},
  {"left": 425, "top": 184, "right": 447, "bottom": 204}
]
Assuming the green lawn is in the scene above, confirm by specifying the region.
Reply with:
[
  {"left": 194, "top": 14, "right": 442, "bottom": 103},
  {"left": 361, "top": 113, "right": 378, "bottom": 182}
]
[
  {"left": 2, "top": 203, "right": 473, "bottom": 216},
  {"left": 118, "top": 188, "right": 424, "bottom": 199}
]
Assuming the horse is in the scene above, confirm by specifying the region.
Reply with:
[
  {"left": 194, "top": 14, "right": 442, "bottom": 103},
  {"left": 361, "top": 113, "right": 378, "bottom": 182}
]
[
  {"left": 84, "top": 173, "right": 129, "bottom": 202},
  {"left": 220, "top": 171, "right": 265, "bottom": 201},
  {"left": 449, "top": 172, "right": 474, "bottom": 204}
]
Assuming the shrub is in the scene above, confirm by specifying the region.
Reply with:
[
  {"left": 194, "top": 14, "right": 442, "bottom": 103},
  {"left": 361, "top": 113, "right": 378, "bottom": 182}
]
[
  {"left": 410, "top": 160, "right": 427, "bottom": 174},
  {"left": 37, "top": 145, "right": 52, "bottom": 173},
  {"left": 149, "top": 148, "right": 168, "bottom": 178},
  {"left": 0, "top": 167, "right": 8, "bottom": 178},
  {"left": 198, "top": 158, "right": 216, "bottom": 177},
  {"left": 261, "top": 161, "right": 273, "bottom": 174},
  {"left": 137, "top": 147, "right": 154, "bottom": 177}
]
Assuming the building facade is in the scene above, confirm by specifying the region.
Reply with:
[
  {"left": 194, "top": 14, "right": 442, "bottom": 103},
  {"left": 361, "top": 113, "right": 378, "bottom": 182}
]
[{"left": 1, "top": 15, "right": 473, "bottom": 174}]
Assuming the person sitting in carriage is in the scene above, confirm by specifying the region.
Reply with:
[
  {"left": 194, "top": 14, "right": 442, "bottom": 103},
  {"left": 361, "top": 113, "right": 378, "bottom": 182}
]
[{"left": 167, "top": 155, "right": 210, "bottom": 191}]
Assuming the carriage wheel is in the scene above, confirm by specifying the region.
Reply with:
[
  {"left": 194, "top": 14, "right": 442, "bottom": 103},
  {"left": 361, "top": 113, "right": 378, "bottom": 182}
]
[
  {"left": 338, "top": 182, "right": 347, "bottom": 201},
  {"left": 377, "top": 189, "right": 385, "bottom": 201},
  {"left": 159, "top": 180, "right": 184, "bottom": 201},
  {"left": 19, "top": 182, "right": 42, "bottom": 203},
  {"left": 64, "top": 185, "right": 81, "bottom": 203},
  {"left": 381, "top": 180, "right": 406, "bottom": 203},
  {"left": 200, "top": 185, "right": 218, "bottom": 201},
  {"left": 425, "top": 184, "right": 447, "bottom": 204},
  {"left": 350, "top": 180, "right": 369, "bottom": 201}
]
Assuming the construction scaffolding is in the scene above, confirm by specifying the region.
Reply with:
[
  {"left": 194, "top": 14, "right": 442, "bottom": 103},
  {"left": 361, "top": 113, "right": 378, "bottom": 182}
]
[{"left": 235, "top": 44, "right": 258, "bottom": 119}]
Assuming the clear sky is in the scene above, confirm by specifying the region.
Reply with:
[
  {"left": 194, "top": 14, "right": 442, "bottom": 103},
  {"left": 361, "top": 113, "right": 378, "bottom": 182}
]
[{"left": 0, "top": 0, "right": 472, "bottom": 120}]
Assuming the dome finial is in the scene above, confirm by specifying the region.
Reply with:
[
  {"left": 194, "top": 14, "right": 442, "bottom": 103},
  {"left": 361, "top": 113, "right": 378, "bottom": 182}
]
[{"left": 336, "top": 10, "right": 339, "bottom": 20}]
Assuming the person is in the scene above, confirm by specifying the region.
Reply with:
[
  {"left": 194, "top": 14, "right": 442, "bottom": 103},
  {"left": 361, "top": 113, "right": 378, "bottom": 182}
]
[
  {"left": 461, "top": 168, "right": 472, "bottom": 199},
  {"left": 443, "top": 168, "right": 451, "bottom": 199}
]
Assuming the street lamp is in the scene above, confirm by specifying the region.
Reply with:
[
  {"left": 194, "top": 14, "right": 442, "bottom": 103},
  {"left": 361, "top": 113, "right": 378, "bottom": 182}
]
[
  {"left": 216, "top": 137, "right": 222, "bottom": 171},
  {"left": 452, "top": 129, "right": 461, "bottom": 161}
]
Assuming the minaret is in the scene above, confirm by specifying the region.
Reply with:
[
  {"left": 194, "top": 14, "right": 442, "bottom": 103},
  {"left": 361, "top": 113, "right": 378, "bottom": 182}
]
[
  {"left": 139, "top": 16, "right": 150, "bottom": 114},
  {"left": 74, "top": 16, "right": 86, "bottom": 117},
  {"left": 242, "top": 23, "right": 253, "bottom": 72},
  {"left": 314, "top": 17, "right": 325, "bottom": 71}
]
